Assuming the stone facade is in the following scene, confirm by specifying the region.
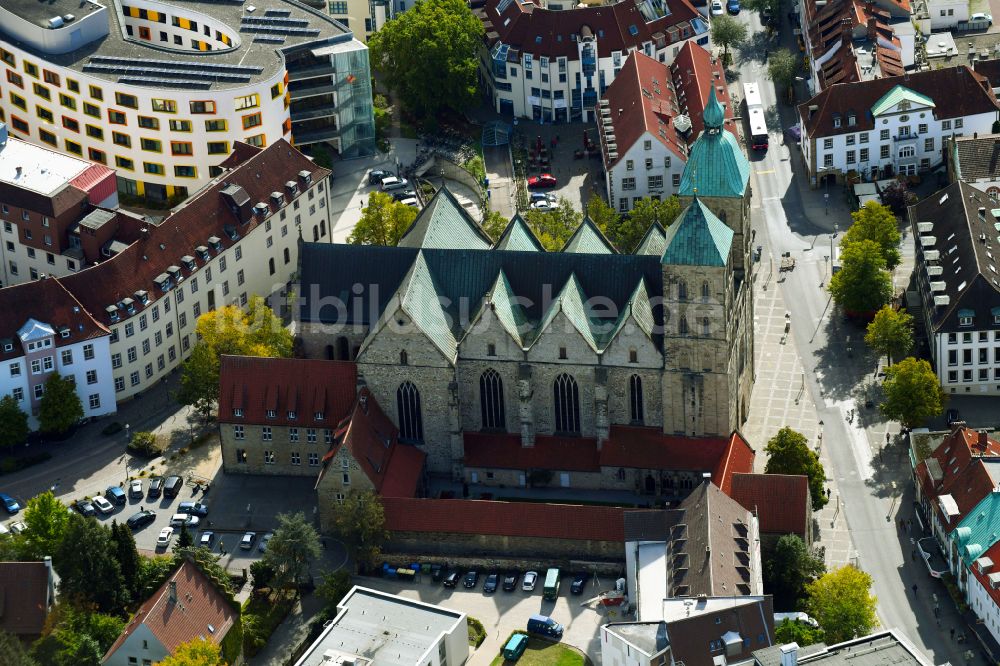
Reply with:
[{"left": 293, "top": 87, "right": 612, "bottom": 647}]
[
  {"left": 316, "top": 446, "right": 377, "bottom": 533},
  {"left": 219, "top": 422, "right": 330, "bottom": 476}
]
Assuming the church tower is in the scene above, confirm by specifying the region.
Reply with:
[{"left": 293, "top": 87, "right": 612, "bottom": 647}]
[{"left": 663, "top": 87, "right": 754, "bottom": 435}]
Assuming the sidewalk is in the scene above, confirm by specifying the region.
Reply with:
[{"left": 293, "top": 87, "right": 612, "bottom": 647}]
[{"left": 247, "top": 592, "right": 327, "bottom": 666}]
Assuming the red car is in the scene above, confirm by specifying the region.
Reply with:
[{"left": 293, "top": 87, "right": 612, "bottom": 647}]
[{"left": 527, "top": 173, "right": 557, "bottom": 188}]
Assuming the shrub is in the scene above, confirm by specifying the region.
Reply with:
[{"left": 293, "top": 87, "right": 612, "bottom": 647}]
[
  {"left": 468, "top": 616, "right": 486, "bottom": 647},
  {"left": 127, "top": 431, "right": 161, "bottom": 456}
]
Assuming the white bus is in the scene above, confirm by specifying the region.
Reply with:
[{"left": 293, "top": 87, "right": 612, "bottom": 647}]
[{"left": 743, "top": 82, "right": 768, "bottom": 151}]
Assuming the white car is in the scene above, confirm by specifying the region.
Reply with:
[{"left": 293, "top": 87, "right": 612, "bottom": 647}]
[
  {"left": 156, "top": 527, "right": 174, "bottom": 548},
  {"left": 240, "top": 532, "right": 256, "bottom": 550},
  {"left": 169, "top": 513, "right": 200, "bottom": 527},
  {"left": 530, "top": 200, "right": 554, "bottom": 210},
  {"left": 259, "top": 533, "right": 273, "bottom": 553},
  {"left": 199, "top": 531, "right": 214, "bottom": 547},
  {"left": 522, "top": 571, "right": 538, "bottom": 591},
  {"left": 8, "top": 521, "right": 26, "bottom": 534},
  {"left": 92, "top": 496, "right": 115, "bottom": 515},
  {"left": 711, "top": 0, "right": 724, "bottom": 14},
  {"left": 971, "top": 12, "right": 993, "bottom": 23}
]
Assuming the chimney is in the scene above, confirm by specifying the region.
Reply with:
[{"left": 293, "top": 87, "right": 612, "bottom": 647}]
[
  {"left": 702, "top": 471, "right": 712, "bottom": 485},
  {"left": 780, "top": 643, "right": 800, "bottom": 666},
  {"left": 867, "top": 17, "right": 876, "bottom": 42},
  {"left": 981, "top": 430, "right": 990, "bottom": 450},
  {"left": 15, "top": 165, "right": 23, "bottom": 177},
  {"left": 169, "top": 580, "right": 177, "bottom": 603}
]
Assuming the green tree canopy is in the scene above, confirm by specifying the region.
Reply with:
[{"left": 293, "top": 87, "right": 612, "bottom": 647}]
[
  {"left": 0, "top": 628, "right": 38, "bottom": 666},
  {"left": 806, "top": 566, "right": 878, "bottom": 642},
  {"left": 21, "top": 490, "right": 72, "bottom": 561},
  {"left": 368, "top": 0, "right": 484, "bottom": 119},
  {"left": 317, "top": 569, "right": 353, "bottom": 609},
  {"left": 864, "top": 306, "right": 913, "bottom": 362},
  {"left": 333, "top": 490, "right": 389, "bottom": 570},
  {"left": 586, "top": 197, "right": 620, "bottom": 246},
  {"left": 0, "top": 394, "right": 29, "bottom": 449},
  {"left": 174, "top": 524, "right": 194, "bottom": 552},
  {"left": 842, "top": 201, "right": 901, "bottom": 270},
  {"left": 767, "top": 49, "right": 799, "bottom": 91},
  {"left": 54, "top": 514, "right": 128, "bottom": 614},
  {"left": 879, "top": 181, "right": 918, "bottom": 215},
  {"left": 347, "top": 191, "right": 418, "bottom": 246},
  {"left": 765, "top": 534, "right": 826, "bottom": 611},
  {"left": 880, "top": 357, "right": 947, "bottom": 428},
  {"left": 742, "top": 0, "right": 783, "bottom": 16},
  {"left": 764, "top": 427, "right": 828, "bottom": 510},
  {"left": 177, "top": 296, "right": 293, "bottom": 413},
  {"left": 262, "top": 511, "right": 322, "bottom": 589},
  {"left": 523, "top": 198, "right": 584, "bottom": 250},
  {"left": 37, "top": 373, "right": 83, "bottom": 436},
  {"left": 711, "top": 15, "right": 747, "bottom": 58},
  {"left": 110, "top": 522, "right": 142, "bottom": 600},
  {"left": 482, "top": 209, "right": 508, "bottom": 242},
  {"left": 828, "top": 239, "right": 893, "bottom": 315},
  {"left": 156, "top": 638, "right": 224, "bottom": 666},
  {"left": 775, "top": 619, "right": 825, "bottom": 647},
  {"left": 250, "top": 560, "right": 275, "bottom": 590},
  {"left": 627, "top": 197, "right": 681, "bottom": 244},
  {"left": 31, "top": 607, "right": 125, "bottom": 666}
]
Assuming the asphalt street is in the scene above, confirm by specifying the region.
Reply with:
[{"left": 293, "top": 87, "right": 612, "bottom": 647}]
[{"left": 737, "top": 10, "right": 984, "bottom": 666}]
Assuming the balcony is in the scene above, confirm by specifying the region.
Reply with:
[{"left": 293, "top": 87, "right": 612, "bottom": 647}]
[
  {"left": 288, "top": 63, "right": 338, "bottom": 81},
  {"left": 289, "top": 83, "right": 339, "bottom": 100},
  {"left": 292, "top": 125, "right": 341, "bottom": 145},
  {"left": 291, "top": 106, "right": 337, "bottom": 122},
  {"left": 892, "top": 133, "right": 918, "bottom": 143}
]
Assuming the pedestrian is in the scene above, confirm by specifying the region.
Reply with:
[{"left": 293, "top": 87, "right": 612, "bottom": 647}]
[
  {"left": 911, "top": 548, "right": 917, "bottom": 561},
  {"left": 951, "top": 628, "right": 956, "bottom": 640},
  {"left": 912, "top": 583, "right": 918, "bottom": 595},
  {"left": 360, "top": 199, "right": 364, "bottom": 207}
]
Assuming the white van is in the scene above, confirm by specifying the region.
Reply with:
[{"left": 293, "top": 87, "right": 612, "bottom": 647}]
[{"left": 380, "top": 176, "right": 409, "bottom": 191}]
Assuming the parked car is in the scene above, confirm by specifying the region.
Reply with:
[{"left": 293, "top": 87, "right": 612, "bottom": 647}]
[
  {"left": 163, "top": 475, "right": 183, "bottom": 498},
  {"left": 530, "top": 199, "right": 554, "bottom": 210},
  {"left": 946, "top": 408, "right": 961, "bottom": 425},
  {"left": 147, "top": 477, "right": 164, "bottom": 499},
  {"left": 463, "top": 571, "right": 479, "bottom": 588},
  {"left": 9, "top": 521, "right": 27, "bottom": 534},
  {"left": 199, "top": 531, "right": 215, "bottom": 547},
  {"left": 522, "top": 571, "right": 538, "bottom": 591},
  {"left": 126, "top": 510, "right": 156, "bottom": 530},
  {"left": 379, "top": 176, "right": 409, "bottom": 192},
  {"left": 392, "top": 189, "right": 417, "bottom": 201},
  {"left": 240, "top": 532, "right": 256, "bottom": 550},
  {"left": 92, "top": 496, "right": 115, "bottom": 515},
  {"left": 503, "top": 634, "right": 529, "bottom": 662},
  {"left": 527, "top": 173, "right": 557, "bottom": 188},
  {"left": 106, "top": 486, "right": 127, "bottom": 506},
  {"left": 75, "top": 499, "right": 96, "bottom": 517},
  {"left": 727, "top": 0, "right": 740, "bottom": 12},
  {"left": 398, "top": 197, "right": 420, "bottom": 207},
  {"left": 710, "top": 0, "right": 724, "bottom": 14},
  {"left": 527, "top": 614, "right": 563, "bottom": 640},
  {"left": 483, "top": 573, "right": 499, "bottom": 593},
  {"left": 169, "top": 513, "right": 199, "bottom": 527},
  {"left": 971, "top": 12, "right": 993, "bottom": 23},
  {"left": 571, "top": 572, "right": 589, "bottom": 595},
  {"left": 368, "top": 169, "right": 392, "bottom": 185},
  {"left": 156, "top": 527, "right": 174, "bottom": 549},
  {"left": 443, "top": 572, "right": 461, "bottom": 588},
  {"left": 0, "top": 493, "right": 20, "bottom": 514},
  {"left": 529, "top": 192, "right": 556, "bottom": 203},
  {"left": 259, "top": 533, "right": 273, "bottom": 553},
  {"left": 503, "top": 572, "right": 520, "bottom": 591},
  {"left": 177, "top": 501, "right": 209, "bottom": 517},
  {"left": 129, "top": 479, "right": 143, "bottom": 499},
  {"left": 431, "top": 564, "right": 445, "bottom": 582}
]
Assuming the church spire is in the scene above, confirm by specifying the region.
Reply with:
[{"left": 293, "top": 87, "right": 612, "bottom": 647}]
[{"left": 703, "top": 85, "right": 724, "bottom": 132}]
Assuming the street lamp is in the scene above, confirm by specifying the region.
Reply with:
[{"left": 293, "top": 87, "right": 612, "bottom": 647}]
[{"left": 829, "top": 224, "right": 838, "bottom": 278}]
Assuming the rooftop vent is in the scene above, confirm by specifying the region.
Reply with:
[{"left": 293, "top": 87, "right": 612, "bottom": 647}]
[{"left": 47, "top": 16, "right": 64, "bottom": 28}]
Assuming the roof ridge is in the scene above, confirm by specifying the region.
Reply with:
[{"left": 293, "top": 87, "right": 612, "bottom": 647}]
[{"left": 562, "top": 216, "right": 617, "bottom": 254}]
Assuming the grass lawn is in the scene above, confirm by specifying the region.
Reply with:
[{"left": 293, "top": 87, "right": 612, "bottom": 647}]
[{"left": 489, "top": 636, "right": 590, "bottom": 666}]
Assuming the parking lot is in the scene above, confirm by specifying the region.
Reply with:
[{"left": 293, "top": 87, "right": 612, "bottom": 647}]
[{"left": 357, "top": 568, "right": 617, "bottom": 664}]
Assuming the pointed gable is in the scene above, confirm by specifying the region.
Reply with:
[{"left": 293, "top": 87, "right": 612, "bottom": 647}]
[
  {"left": 609, "top": 279, "right": 656, "bottom": 341},
  {"left": 480, "top": 270, "right": 530, "bottom": 348},
  {"left": 871, "top": 84, "right": 935, "bottom": 116},
  {"left": 634, "top": 221, "right": 667, "bottom": 256},
  {"left": 397, "top": 187, "right": 492, "bottom": 250},
  {"left": 494, "top": 214, "right": 545, "bottom": 252},
  {"left": 662, "top": 197, "right": 733, "bottom": 267},
  {"left": 562, "top": 217, "right": 617, "bottom": 254},
  {"left": 532, "top": 273, "right": 602, "bottom": 352},
  {"left": 679, "top": 87, "right": 750, "bottom": 199}
]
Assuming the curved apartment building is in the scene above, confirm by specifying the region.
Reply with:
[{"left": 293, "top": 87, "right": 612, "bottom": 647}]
[{"left": 0, "top": 0, "right": 374, "bottom": 201}]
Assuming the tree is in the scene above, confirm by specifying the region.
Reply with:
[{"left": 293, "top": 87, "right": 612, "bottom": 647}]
[
  {"left": 332, "top": 490, "right": 389, "bottom": 570},
  {"left": 764, "top": 427, "right": 828, "bottom": 510},
  {"left": 765, "top": 535, "right": 826, "bottom": 611},
  {"left": 262, "top": 511, "right": 322, "bottom": 589},
  {"left": 828, "top": 239, "right": 893, "bottom": 315},
  {"left": 368, "top": 0, "right": 484, "bottom": 119},
  {"left": 742, "top": 0, "right": 782, "bottom": 16},
  {"left": 864, "top": 306, "right": 913, "bottom": 362},
  {"left": 317, "top": 569, "right": 353, "bottom": 609},
  {"left": 482, "top": 209, "right": 508, "bottom": 242},
  {"left": 806, "top": 566, "right": 878, "bottom": 642},
  {"left": 767, "top": 49, "right": 799, "bottom": 98},
  {"left": 880, "top": 357, "right": 947, "bottom": 428},
  {"left": 523, "top": 197, "right": 583, "bottom": 250},
  {"left": 586, "top": 196, "right": 619, "bottom": 244},
  {"left": 110, "top": 522, "right": 142, "bottom": 601},
  {"left": 626, "top": 196, "right": 682, "bottom": 247},
  {"left": 842, "top": 201, "right": 901, "bottom": 270},
  {"left": 346, "top": 191, "right": 418, "bottom": 246},
  {"left": 37, "top": 373, "right": 83, "bottom": 436},
  {"left": 31, "top": 607, "right": 124, "bottom": 666},
  {"left": 775, "top": 619, "right": 825, "bottom": 647},
  {"left": 250, "top": 560, "right": 275, "bottom": 590},
  {"left": 156, "top": 638, "right": 224, "bottom": 666},
  {"left": 711, "top": 15, "right": 747, "bottom": 61},
  {"left": 177, "top": 296, "right": 293, "bottom": 412},
  {"left": 54, "top": 514, "right": 128, "bottom": 614},
  {"left": 0, "top": 394, "right": 29, "bottom": 449},
  {"left": 0, "top": 629, "right": 38, "bottom": 666},
  {"left": 21, "top": 490, "right": 71, "bottom": 561},
  {"left": 175, "top": 524, "right": 194, "bottom": 551},
  {"left": 879, "top": 180, "right": 918, "bottom": 215}
]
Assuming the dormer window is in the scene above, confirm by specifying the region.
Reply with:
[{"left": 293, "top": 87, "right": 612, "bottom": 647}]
[
  {"left": 270, "top": 192, "right": 285, "bottom": 208},
  {"left": 122, "top": 298, "right": 136, "bottom": 315},
  {"left": 224, "top": 225, "right": 239, "bottom": 241},
  {"left": 233, "top": 408, "right": 243, "bottom": 417},
  {"left": 134, "top": 290, "right": 149, "bottom": 306},
  {"left": 848, "top": 112, "right": 856, "bottom": 126},
  {"left": 59, "top": 327, "right": 70, "bottom": 339},
  {"left": 181, "top": 256, "right": 196, "bottom": 272},
  {"left": 155, "top": 273, "right": 173, "bottom": 292},
  {"left": 209, "top": 236, "right": 222, "bottom": 252},
  {"left": 287, "top": 410, "right": 297, "bottom": 420},
  {"left": 833, "top": 113, "right": 841, "bottom": 128},
  {"left": 196, "top": 246, "right": 210, "bottom": 261},
  {"left": 285, "top": 181, "right": 298, "bottom": 198},
  {"left": 959, "top": 309, "right": 974, "bottom": 327},
  {"left": 167, "top": 266, "right": 183, "bottom": 283},
  {"left": 106, "top": 305, "right": 120, "bottom": 322},
  {"left": 253, "top": 202, "right": 269, "bottom": 219},
  {"left": 2, "top": 342, "right": 12, "bottom": 353},
  {"left": 314, "top": 411, "right": 324, "bottom": 421},
  {"left": 298, "top": 170, "right": 312, "bottom": 187},
  {"left": 266, "top": 409, "right": 276, "bottom": 419}
]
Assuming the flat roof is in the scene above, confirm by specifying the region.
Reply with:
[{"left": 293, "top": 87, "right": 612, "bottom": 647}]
[
  {"left": 0, "top": 135, "right": 93, "bottom": 195},
  {"left": 661, "top": 595, "right": 770, "bottom": 622},
  {"left": 755, "top": 631, "right": 933, "bottom": 666},
  {"left": 606, "top": 622, "right": 669, "bottom": 657},
  {"left": 2, "top": 0, "right": 355, "bottom": 90},
  {"left": 294, "top": 587, "right": 465, "bottom": 666},
  {"left": 637, "top": 542, "right": 668, "bottom": 621}
]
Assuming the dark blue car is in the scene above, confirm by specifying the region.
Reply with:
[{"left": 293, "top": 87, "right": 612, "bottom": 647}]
[
  {"left": 727, "top": 0, "right": 741, "bottom": 13},
  {"left": 0, "top": 493, "right": 20, "bottom": 514}
]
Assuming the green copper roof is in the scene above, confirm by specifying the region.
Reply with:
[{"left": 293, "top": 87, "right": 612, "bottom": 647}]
[
  {"left": 483, "top": 270, "right": 530, "bottom": 347},
  {"left": 951, "top": 490, "right": 1000, "bottom": 565},
  {"left": 562, "top": 217, "right": 617, "bottom": 254},
  {"left": 871, "top": 85, "right": 935, "bottom": 117},
  {"left": 533, "top": 273, "right": 602, "bottom": 351},
  {"left": 703, "top": 85, "right": 725, "bottom": 130},
  {"left": 494, "top": 214, "right": 545, "bottom": 252},
  {"left": 397, "top": 187, "right": 492, "bottom": 250},
  {"left": 661, "top": 197, "right": 733, "bottom": 267},
  {"left": 394, "top": 251, "right": 458, "bottom": 362},
  {"left": 679, "top": 125, "right": 750, "bottom": 198},
  {"left": 606, "top": 279, "right": 656, "bottom": 344},
  {"left": 634, "top": 221, "right": 667, "bottom": 256}
]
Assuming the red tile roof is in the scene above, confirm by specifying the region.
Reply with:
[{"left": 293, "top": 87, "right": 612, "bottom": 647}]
[
  {"left": 218, "top": 356, "right": 357, "bottom": 427},
  {"left": 729, "top": 473, "right": 810, "bottom": 537},
  {"left": 320, "top": 388, "right": 425, "bottom": 498},
  {"left": 0, "top": 277, "right": 110, "bottom": 362},
  {"left": 600, "top": 52, "right": 687, "bottom": 168},
  {"left": 102, "top": 559, "right": 236, "bottom": 662},
  {"left": 59, "top": 139, "right": 329, "bottom": 322},
  {"left": 967, "top": 540, "right": 1000, "bottom": 610},
  {"left": 916, "top": 425, "right": 1000, "bottom": 532},
  {"left": 711, "top": 432, "right": 756, "bottom": 496},
  {"left": 670, "top": 41, "right": 735, "bottom": 137},
  {"left": 68, "top": 163, "right": 117, "bottom": 206},
  {"left": 464, "top": 432, "right": 601, "bottom": 472},
  {"left": 0, "top": 561, "right": 51, "bottom": 636},
  {"left": 601, "top": 426, "right": 738, "bottom": 471},
  {"left": 382, "top": 497, "right": 626, "bottom": 541}
]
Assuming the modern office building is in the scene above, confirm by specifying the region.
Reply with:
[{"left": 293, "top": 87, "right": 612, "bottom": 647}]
[{"left": 0, "top": 0, "right": 373, "bottom": 202}]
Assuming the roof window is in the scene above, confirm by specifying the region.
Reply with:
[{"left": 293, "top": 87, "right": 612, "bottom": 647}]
[
  {"left": 208, "top": 236, "right": 222, "bottom": 251},
  {"left": 134, "top": 290, "right": 149, "bottom": 306},
  {"left": 196, "top": 246, "right": 210, "bottom": 261},
  {"left": 181, "top": 255, "right": 197, "bottom": 271},
  {"left": 167, "top": 265, "right": 183, "bottom": 283},
  {"left": 155, "top": 273, "right": 173, "bottom": 292},
  {"left": 253, "top": 202, "right": 270, "bottom": 219},
  {"left": 224, "top": 225, "right": 239, "bottom": 241},
  {"left": 121, "top": 297, "right": 136, "bottom": 315},
  {"left": 270, "top": 192, "right": 284, "bottom": 208},
  {"left": 106, "top": 305, "right": 120, "bottom": 322}
]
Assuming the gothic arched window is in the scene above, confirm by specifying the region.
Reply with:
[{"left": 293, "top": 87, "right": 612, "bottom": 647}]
[
  {"left": 553, "top": 373, "right": 580, "bottom": 435},
  {"left": 396, "top": 381, "right": 423, "bottom": 443},
  {"left": 679, "top": 316, "right": 689, "bottom": 336},
  {"left": 702, "top": 317, "right": 710, "bottom": 336},
  {"left": 480, "top": 369, "right": 505, "bottom": 431},
  {"left": 629, "top": 374, "right": 644, "bottom": 424},
  {"left": 678, "top": 281, "right": 688, "bottom": 301},
  {"left": 701, "top": 281, "right": 710, "bottom": 303}
]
